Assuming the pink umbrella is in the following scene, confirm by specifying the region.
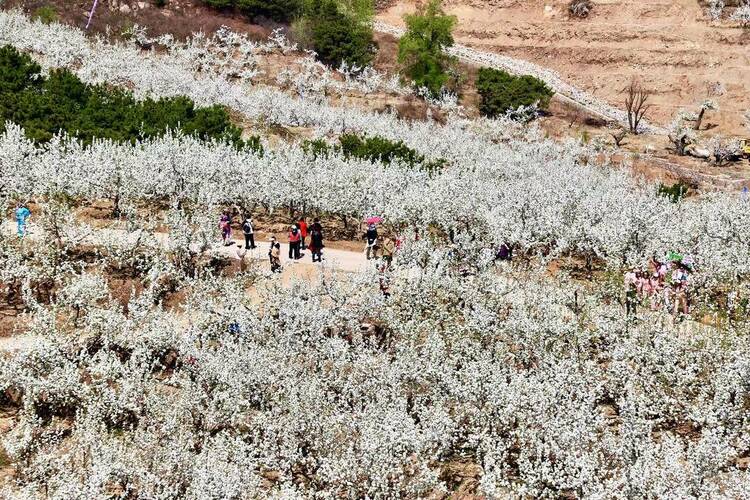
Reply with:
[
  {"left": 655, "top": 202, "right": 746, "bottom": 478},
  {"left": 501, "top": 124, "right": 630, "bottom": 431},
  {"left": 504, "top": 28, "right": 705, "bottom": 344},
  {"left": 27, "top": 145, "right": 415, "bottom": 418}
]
[{"left": 365, "top": 216, "right": 383, "bottom": 225}]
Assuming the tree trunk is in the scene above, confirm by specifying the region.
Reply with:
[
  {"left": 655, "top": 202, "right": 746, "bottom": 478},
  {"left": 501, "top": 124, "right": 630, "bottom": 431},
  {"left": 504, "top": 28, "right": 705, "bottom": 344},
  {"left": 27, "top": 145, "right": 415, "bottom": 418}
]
[
  {"left": 112, "top": 192, "right": 121, "bottom": 218},
  {"left": 694, "top": 108, "right": 705, "bottom": 131}
]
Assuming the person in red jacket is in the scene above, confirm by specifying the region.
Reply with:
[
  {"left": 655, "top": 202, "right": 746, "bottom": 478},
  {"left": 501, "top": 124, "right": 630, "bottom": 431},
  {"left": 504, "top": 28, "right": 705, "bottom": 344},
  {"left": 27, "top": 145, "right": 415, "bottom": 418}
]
[
  {"left": 298, "top": 217, "right": 308, "bottom": 250},
  {"left": 288, "top": 225, "right": 302, "bottom": 260}
]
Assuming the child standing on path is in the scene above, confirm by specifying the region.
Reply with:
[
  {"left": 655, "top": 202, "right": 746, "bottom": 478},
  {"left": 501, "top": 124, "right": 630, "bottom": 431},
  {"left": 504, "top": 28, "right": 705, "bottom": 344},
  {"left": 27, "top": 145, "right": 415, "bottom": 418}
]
[
  {"left": 235, "top": 244, "right": 248, "bottom": 272},
  {"left": 270, "top": 241, "right": 282, "bottom": 273}
]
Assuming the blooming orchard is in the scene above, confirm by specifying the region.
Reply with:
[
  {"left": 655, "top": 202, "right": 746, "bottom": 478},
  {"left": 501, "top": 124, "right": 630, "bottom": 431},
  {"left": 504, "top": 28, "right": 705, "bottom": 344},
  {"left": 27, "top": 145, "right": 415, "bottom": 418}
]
[{"left": 0, "top": 11, "right": 749, "bottom": 499}]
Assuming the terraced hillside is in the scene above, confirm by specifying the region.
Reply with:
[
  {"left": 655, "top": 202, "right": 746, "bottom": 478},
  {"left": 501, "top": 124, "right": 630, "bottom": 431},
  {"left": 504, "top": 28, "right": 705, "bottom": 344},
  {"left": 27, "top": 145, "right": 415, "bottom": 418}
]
[{"left": 379, "top": 0, "right": 750, "bottom": 133}]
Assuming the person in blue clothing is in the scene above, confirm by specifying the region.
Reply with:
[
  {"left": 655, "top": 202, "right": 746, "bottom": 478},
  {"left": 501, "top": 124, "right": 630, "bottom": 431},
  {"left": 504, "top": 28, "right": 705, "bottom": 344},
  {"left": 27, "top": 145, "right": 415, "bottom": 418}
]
[{"left": 15, "top": 203, "right": 31, "bottom": 237}]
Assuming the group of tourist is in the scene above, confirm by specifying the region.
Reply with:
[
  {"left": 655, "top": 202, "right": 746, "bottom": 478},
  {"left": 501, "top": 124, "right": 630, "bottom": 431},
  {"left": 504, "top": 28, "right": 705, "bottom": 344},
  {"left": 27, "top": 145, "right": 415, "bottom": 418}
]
[
  {"left": 219, "top": 210, "right": 326, "bottom": 272},
  {"left": 222, "top": 212, "right": 401, "bottom": 297},
  {"left": 624, "top": 253, "right": 694, "bottom": 318},
  {"left": 268, "top": 218, "right": 325, "bottom": 272},
  {"left": 363, "top": 223, "right": 398, "bottom": 264}
]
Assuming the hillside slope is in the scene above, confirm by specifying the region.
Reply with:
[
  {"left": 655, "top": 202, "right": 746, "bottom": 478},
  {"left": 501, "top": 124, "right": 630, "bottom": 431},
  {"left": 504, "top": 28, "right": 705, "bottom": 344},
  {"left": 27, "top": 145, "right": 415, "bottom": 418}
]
[{"left": 378, "top": 0, "right": 750, "bottom": 134}]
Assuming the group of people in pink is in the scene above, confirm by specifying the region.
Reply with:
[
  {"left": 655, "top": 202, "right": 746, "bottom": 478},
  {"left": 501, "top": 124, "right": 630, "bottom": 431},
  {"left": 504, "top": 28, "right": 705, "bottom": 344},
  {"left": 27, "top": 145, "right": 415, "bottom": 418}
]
[{"left": 624, "top": 252, "right": 694, "bottom": 318}]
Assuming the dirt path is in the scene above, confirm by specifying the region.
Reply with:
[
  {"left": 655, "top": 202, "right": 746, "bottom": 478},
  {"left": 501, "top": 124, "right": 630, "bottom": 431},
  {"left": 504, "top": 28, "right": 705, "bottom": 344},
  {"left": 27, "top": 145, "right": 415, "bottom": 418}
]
[
  {"left": 1, "top": 221, "right": 371, "bottom": 273},
  {"left": 0, "top": 222, "right": 375, "bottom": 352}
]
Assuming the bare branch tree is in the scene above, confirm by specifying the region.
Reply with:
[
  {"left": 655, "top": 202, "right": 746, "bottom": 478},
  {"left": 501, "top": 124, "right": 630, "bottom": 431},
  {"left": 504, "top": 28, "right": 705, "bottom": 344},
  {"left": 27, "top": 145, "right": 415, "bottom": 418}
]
[
  {"left": 608, "top": 125, "right": 627, "bottom": 147},
  {"left": 624, "top": 79, "right": 651, "bottom": 134}
]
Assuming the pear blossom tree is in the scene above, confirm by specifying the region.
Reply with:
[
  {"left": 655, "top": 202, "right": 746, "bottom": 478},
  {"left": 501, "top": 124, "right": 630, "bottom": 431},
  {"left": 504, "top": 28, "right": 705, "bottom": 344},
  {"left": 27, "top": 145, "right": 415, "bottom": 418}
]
[{"left": 1, "top": 11, "right": 750, "bottom": 499}]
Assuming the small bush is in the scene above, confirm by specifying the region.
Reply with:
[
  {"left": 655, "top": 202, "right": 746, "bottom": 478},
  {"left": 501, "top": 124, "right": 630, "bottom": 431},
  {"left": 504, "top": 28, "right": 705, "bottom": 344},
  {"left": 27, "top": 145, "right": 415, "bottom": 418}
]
[
  {"left": 303, "top": 134, "right": 444, "bottom": 173},
  {"left": 568, "top": 0, "right": 592, "bottom": 18},
  {"left": 657, "top": 181, "right": 691, "bottom": 203},
  {"left": 339, "top": 133, "right": 423, "bottom": 166},
  {"left": 236, "top": 0, "right": 301, "bottom": 21},
  {"left": 203, "top": 0, "right": 235, "bottom": 7},
  {"left": 475, "top": 67, "right": 554, "bottom": 119},
  {"left": 31, "top": 5, "right": 58, "bottom": 24},
  {"left": 302, "top": 138, "right": 332, "bottom": 159}
]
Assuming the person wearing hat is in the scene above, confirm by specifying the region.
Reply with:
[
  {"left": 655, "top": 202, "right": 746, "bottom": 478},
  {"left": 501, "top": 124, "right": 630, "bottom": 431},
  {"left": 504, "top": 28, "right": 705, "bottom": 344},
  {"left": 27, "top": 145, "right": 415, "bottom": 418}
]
[
  {"left": 288, "top": 225, "right": 302, "bottom": 260},
  {"left": 671, "top": 261, "right": 690, "bottom": 317},
  {"left": 268, "top": 237, "right": 277, "bottom": 266}
]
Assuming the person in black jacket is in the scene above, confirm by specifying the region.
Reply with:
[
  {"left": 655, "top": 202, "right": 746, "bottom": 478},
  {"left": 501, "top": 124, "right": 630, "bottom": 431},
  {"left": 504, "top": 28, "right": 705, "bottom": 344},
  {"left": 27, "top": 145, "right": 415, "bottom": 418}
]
[
  {"left": 242, "top": 217, "right": 256, "bottom": 249},
  {"left": 365, "top": 223, "right": 378, "bottom": 260},
  {"left": 309, "top": 219, "right": 324, "bottom": 262}
]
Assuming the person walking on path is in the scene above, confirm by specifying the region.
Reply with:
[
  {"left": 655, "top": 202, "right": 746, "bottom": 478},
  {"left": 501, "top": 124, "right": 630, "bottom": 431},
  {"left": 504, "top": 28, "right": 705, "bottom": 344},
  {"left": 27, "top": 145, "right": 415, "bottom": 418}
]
[
  {"left": 309, "top": 219, "right": 324, "bottom": 262},
  {"left": 365, "top": 223, "right": 378, "bottom": 260},
  {"left": 288, "top": 225, "right": 302, "bottom": 260},
  {"left": 220, "top": 212, "right": 232, "bottom": 246},
  {"left": 242, "top": 217, "right": 256, "bottom": 249},
  {"left": 298, "top": 217, "right": 308, "bottom": 250},
  {"left": 270, "top": 241, "right": 282, "bottom": 273},
  {"left": 235, "top": 244, "right": 248, "bottom": 272},
  {"left": 15, "top": 203, "right": 31, "bottom": 238}
]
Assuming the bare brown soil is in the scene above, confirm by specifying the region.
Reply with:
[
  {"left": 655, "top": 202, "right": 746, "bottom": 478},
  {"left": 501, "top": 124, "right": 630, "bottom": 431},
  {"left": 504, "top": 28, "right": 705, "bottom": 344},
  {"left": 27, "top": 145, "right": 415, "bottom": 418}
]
[
  {"left": 9, "top": 0, "right": 274, "bottom": 40},
  {"left": 378, "top": 0, "right": 750, "bottom": 134}
]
